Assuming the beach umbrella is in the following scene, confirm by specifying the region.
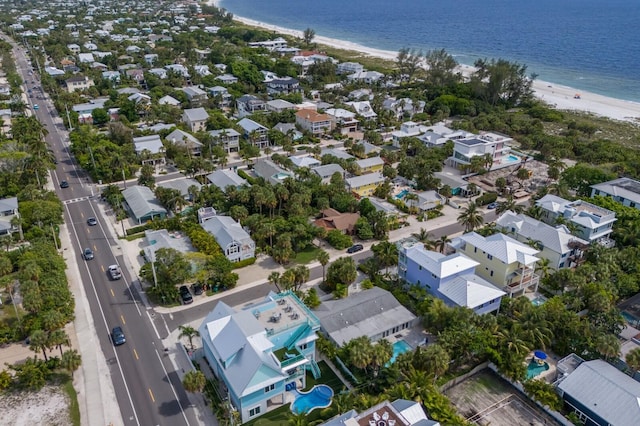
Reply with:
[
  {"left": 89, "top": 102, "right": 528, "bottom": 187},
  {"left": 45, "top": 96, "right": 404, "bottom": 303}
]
[{"left": 534, "top": 350, "right": 547, "bottom": 360}]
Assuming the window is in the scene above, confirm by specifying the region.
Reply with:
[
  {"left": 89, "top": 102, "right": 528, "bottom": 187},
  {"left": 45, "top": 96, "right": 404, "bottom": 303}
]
[
  {"left": 299, "top": 343, "right": 308, "bottom": 350},
  {"left": 490, "top": 270, "right": 494, "bottom": 277},
  {"left": 631, "top": 202, "right": 636, "bottom": 208},
  {"left": 559, "top": 262, "right": 565, "bottom": 268},
  {"left": 419, "top": 265, "right": 422, "bottom": 270},
  {"left": 249, "top": 407, "right": 261, "bottom": 417},
  {"left": 487, "top": 254, "right": 493, "bottom": 260},
  {"left": 264, "top": 384, "right": 275, "bottom": 393},
  {"left": 474, "top": 247, "right": 477, "bottom": 253}
]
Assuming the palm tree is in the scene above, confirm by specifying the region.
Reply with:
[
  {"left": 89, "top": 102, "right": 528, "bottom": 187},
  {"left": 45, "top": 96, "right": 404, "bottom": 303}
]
[
  {"left": 373, "top": 241, "right": 398, "bottom": 276},
  {"left": 535, "top": 258, "right": 552, "bottom": 281},
  {"left": 61, "top": 349, "right": 82, "bottom": 378},
  {"left": 496, "top": 195, "right": 523, "bottom": 215},
  {"left": 29, "top": 329, "right": 49, "bottom": 361},
  {"left": 626, "top": 347, "right": 640, "bottom": 372},
  {"left": 457, "top": 201, "right": 484, "bottom": 232},
  {"left": 496, "top": 327, "right": 529, "bottom": 358},
  {"left": 411, "top": 228, "right": 435, "bottom": 249},
  {"left": 268, "top": 271, "right": 282, "bottom": 292},
  {"left": 421, "top": 344, "right": 451, "bottom": 381},
  {"left": 178, "top": 325, "right": 200, "bottom": 351},
  {"left": 48, "top": 329, "right": 69, "bottom": 357},
  {"left": 348, "top": 336, "right": 373, "bottom": 371},
  {"left": 595, "top": 334, "right": 620, "bottom": 360},
  {"left": 182, "top": 370, "right": 206, "bottom": 393},
  {"left": 317, "top": 250, "right": 330, "bottom": 283},
  {"left": 434, "top": 235, "right": 451, "bottom": 253},
  {"left": 369, "top": 339, "right": 393, "bottom": 377}
]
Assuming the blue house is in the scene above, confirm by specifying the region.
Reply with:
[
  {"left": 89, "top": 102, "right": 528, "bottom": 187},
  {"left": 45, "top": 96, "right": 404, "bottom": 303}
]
[
  {"left": 199, "top": 291, "right": 321, "bottom": 423},
  {"left": 398, "top": 240, "right": 505, "bottom": 315}
]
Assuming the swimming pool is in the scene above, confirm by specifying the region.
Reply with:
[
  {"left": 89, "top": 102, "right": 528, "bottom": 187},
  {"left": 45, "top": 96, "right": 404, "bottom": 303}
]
[
  {"left": 395, "top": 189, "right": 409, "bottom": 199},
  {"left": 526, "top": 360, "right": 550, "bottom": 379},
  {"left": 290, "top": 385, "right": 333, "bottom": 414},
  {"left": 531, "top": 296, "right": 547, "bottom": 307},
  {"left": 505, "top": 154, "right": 521, "bottom": 163},
  {"left": 386, "top": 340, "right": 413, "bottom": 366}
]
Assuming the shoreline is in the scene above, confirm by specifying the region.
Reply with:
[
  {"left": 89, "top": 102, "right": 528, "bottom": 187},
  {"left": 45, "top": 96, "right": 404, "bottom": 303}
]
[{"left": 210, "top": 1, "right": 640, "bottom": 124}]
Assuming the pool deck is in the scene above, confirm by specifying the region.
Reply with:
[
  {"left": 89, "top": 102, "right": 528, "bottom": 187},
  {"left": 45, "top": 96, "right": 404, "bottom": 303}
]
[{"left": 524, "top": 351, "right": 557, "bottom": 382}]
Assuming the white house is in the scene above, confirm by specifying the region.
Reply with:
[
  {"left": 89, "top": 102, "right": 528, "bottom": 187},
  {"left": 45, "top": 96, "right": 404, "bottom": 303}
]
[
  {"left": 591, "top": 177, "right": 640, "bottom": 210},
  {"left": 199, "top": 208, "right": 255, "bottom": 262}
]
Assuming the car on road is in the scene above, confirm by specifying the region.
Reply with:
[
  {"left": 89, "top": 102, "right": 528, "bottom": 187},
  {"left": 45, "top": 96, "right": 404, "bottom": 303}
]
[
  {"left": 487, "top": 202, "right": 498, "bottom": 209},
  {"left": 347, "top": 244, "right": 364, "bottom": 254},
  {"left": 192, "top": 284, "right": 203, "bottom": 295},
  {"left": 83, "top": 248, "right": 94, "bottom": 260},
  {"left": 87, "top": 217, "right": 97, "bottom": 226},
  {"left": 179, "top": 285, "right": 193, "bottom": 304},
  {"left": 108, "top": 264, "right": 122, "bottom": 280},
  {"left": 111, "top": 326, "right": 126, "bottom": 346},
  {"left": 33, "top": 104, "right": 39, "bottom": 110},
  {"left": 60, "top": 180, "right": 69, "bottom": 188}
]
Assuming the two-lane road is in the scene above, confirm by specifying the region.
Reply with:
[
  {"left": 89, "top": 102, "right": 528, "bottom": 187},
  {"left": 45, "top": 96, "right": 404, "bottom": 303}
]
[{"left": 8, "top": 38, "right": 197, "bottom": 426}]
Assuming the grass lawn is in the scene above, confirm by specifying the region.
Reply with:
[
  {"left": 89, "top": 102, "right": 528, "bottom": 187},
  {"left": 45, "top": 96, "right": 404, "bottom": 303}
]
[
  {"left": 293, "top": 246, "right": 321, "bottom": 264},
  {"left": 62, "top": 377, "right": 81, "bottom": 426}
]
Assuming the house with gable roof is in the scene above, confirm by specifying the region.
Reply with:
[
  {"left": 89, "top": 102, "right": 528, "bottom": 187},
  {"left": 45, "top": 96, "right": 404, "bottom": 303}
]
[
  {"left": 182, "top": 107, "right": 209, "bottom": 132},
  {"left": 295, "top": 109, "right": 333, "bottom": 135},
  {"left": 209, "top": 128, "right": 241, "bottom": 153},
  {"left": 496, "top": 211, "right": 589, "bottom": 270},
  {"left": 133, "top": 135, "right": 165, "bottom": 166},
  {"left": 199, "top": 290, "right": 321, "bottom": 423},
  {"left": 122, "top": 185, "right": 167, "bottom": 224},
  {"left": 450, "top": 232, "right": 540, "bottom": 298},
  {"left": 313, "top": 208, "right": 360, "bottom": 235},
  {"left": 398, "top": 239, "right": 505, "bottom": 314},
  {"left": 345, "top": 172, "right": 386, "bottom": 197},
  {"left": 199, "top": 208, "right": 255, "bottom": 262},
  {"left": 165, "top": 129, "right": 203, "bottom": 156},
  {"left": 237, "top": 118, "right": 269, "bottom": 149},
  {"left": 591, "top": 177, "right": 640, "bottom": 210},
  {"left": 206, "top": 170, "right": 249, "bottom": 192},
  {"left": 354, "top": 156, "right": 384, "bottom": 174},
  {"left": 253, "top": 159, "right": 293, "bottom": 185}
]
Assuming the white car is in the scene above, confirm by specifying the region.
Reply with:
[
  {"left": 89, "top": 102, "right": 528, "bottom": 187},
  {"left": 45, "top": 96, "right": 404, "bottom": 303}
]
[{"left": 108, "top": 264, "right": 122, "bottom": 280}]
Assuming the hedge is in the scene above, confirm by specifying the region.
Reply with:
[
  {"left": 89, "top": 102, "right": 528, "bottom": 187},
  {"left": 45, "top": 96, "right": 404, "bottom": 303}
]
[
  {"left": 232, "top": 257, "right": 256, "bottom": 269},
  {"left": 476, "top": 192, "right": 498, "bottom": 206}
]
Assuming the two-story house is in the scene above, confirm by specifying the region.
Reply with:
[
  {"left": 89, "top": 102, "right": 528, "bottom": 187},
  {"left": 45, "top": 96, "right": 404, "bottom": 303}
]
[
  {"left": 182, "top": 107, "right": 209, "bottom": 133},
  {"left": 536, "top": 194, "right": 616, "bottom": 246},
  {"left": 165, "top": 129, "right": 203, "bottom": 157},
  {"left": 199, "top": 291, "right": 321, "bottom": 423},
  {"left": 237, "top": 94, "right": 266, "bottom": 118},
  {"left": 450, "top": 232, "right": 540, "bottom": 298},
  {"left": 237, "top": 118, "right": 270, "bottom": 149},
  {"left": 496, "top": 211, "right": 589, "bottom": 270},
  {"left": 345, "top": 172, "right": 386, "bottom": 198},
  {"left": 295, "top": 109, "right": 333, "bottom": 135},
  {"left": 266, "top": 77, "right": 301, "bottom": 95},
  {"left": 447, "top": 132, "right": 513, "bottom": 172},
  {"left": 65, "top": 75, "right": 95, "bottom": 93},
  {"left": 133, "top": 135, "right": 165, "bottom": 166},
  {"left": 199, "top": 208, "right": 255, "bottom": 262},
  {"left": 398, "top": 240, "right": 505, "bottom": 314},
  {"left": 336, "top": 61, "right": 364, "bottom": 75},
  {"left": 181, "top": 86, "right": 208, "bottom": 107},
  {"left": 354, "top": 156, "right": 384, "bottom": 174},
  {"left": 591, "top": 177, "right": 640, "bottom": 210},
  {"left": 0, "top": 197, "right": 20, "bottom": 237},
  {"left": 207, "top": 86, "right": 233, "bottom": 108},
  {"left": 209, "top": 128, "right": 240, "bottom": 153},
  {"left": 324, "top": 108, "right": 359, "bottom": 134},
  {"left": 391, "top": 121, "right": 427, "bottom": 146}
]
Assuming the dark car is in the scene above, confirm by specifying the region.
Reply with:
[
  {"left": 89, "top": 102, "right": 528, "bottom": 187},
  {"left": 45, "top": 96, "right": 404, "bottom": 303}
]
[
  {"left": 111, "top": 326, "right": 126, "bottom": 346},
  {"left": 87, "top": 217, "right": 97, "bottom": 226},
  {"left": 60, "top": 180, "right": 69, "bottom": 188},
  {"left": 347, "top": 244, "right": 364, "bottom": 254},
  {"left": 487, "top": 202, "right": 498, "bottom": 210},
  {"left": 83, "top": 248, "right": 94, "bottom": 260},
  {"left": 179, "top": 285, "right": 193, "bottom": 304},
  {"left": 192, "top": 284, "right": 204, "bottom": 296}
]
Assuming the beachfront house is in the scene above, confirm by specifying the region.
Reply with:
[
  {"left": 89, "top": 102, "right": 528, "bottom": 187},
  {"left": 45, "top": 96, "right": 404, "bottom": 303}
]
[
  {"left": 449, "top": 232, "right": 540, "bottom": 298},
  {"left": 447, "top": 132, "right": 514, "bottom": 172},
  {"left": 398, "top": 239, "right": 505, "bottom": 315},
  {"left": 199, "top": 291, "right": 321, "bottom": 423},
  {"left": 535, "top": 194, "right": 616, "bottom": 246},
  {"left": 496, "top": 211, "right": 589, "bottom": 270}
]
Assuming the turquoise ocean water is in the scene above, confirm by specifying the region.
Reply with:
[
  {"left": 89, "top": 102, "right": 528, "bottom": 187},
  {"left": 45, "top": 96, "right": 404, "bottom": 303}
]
[{"left": 218, "top": 0, "right": 640, "bottom": 102}]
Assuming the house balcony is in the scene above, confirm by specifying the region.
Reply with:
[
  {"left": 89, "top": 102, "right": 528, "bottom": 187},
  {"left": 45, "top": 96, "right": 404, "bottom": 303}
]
[{"left": 505, "top": 269, "right": 540, "bottom": 295}]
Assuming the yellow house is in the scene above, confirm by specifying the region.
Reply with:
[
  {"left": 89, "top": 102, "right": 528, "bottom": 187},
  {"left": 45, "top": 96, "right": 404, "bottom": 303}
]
[
  {"left": 450, "top": 232, "right": 540, "bottom": 298},
  {"left": 345, "top": 172, "right": 385, "bottom": 197},
  {"left": 355, "top": 156, "right": 384, "bottom": 174}
]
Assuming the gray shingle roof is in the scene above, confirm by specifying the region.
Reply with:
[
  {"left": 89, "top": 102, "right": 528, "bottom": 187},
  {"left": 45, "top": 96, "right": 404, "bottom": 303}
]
[
  {"left": 165, "top": 129, "right": 202, "bottom": 147},
  {"left": 314, "top": 287, "right": 416, "bottom": 346},
  {"left": 122, "top": 185, "right": 167, "bottom": 221},
  {"left": 201, "top": 216, "right": 253, "bottom": 249},
  {"left": 156, "top": 178, "right": 201, "bottom": 197},
  {"left": 182, "top": 107, "right": 208, "bottom": 122},
  {"left": 312, "top": 164, "right": 345, "bottom": 179},
  {"left": 206, "top": 170, "right": 248, "bottom": 191},
  {"left": 558, "top": 359, "right": 640, "bottom": 426}
]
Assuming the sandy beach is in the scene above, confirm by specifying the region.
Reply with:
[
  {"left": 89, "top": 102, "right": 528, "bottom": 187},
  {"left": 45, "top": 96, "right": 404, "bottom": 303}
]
[{"left": 211, "top": 1, "right": 640, "bottom": 124}]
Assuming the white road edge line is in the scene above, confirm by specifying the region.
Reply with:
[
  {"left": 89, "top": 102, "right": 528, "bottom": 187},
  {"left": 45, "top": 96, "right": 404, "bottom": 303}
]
[
  {"left": 153, "top": 348, "right": 191, "bottom": 426},
  {"left": 146, "top": 310, "right": 161, "bottom": 340},
  {"left": 66, "top": 203, "right": 141, "bottom": 426}
]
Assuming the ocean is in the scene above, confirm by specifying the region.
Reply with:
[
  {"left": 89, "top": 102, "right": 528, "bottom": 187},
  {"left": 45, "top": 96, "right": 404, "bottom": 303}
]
[{"left": 217, "top": 0, "right": 640, "bottom": 103}]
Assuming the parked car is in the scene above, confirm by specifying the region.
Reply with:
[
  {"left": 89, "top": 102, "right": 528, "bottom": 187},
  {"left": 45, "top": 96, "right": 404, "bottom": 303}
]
[
  {"left": 192, "top": 284, "right": 204, "bottom": 295},
  {"left": 108, "top": 264, "right": 122, "bottom": 280},
  {"left": 33, "top": 104, "right": 39, "bottom": 110},
  {"left": 111, "top": 326, "right": 126, "bottom": 346},
  {"left": 487, "top": 202, "right": 498, "bottom": 209},
  {"left": 60, "top": 180, "right": 69, "bottom": 188},
  {"left": 87, "top": 217, "right": 97, "bottom": 226},
  {"left": 179, "top": 285, "right": 193, "bottom": 304},
  {"left": 83, "top": 248, "right": 94, "bottom": 260},
  {"left": 347, "top": 244, "right": 364, "bottom": 254}
]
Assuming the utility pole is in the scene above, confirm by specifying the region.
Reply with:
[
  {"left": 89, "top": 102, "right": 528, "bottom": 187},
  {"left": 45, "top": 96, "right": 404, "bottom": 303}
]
[
  {"left": 51, "top": 224, "right": 59, "bottom": 251},
  {"left": 122, "top": 168, "right": 127, "bottom": 189},
  {"left": 65, "top": 104, "right": 73, "bottom": 130},
  {"left": 88, "top": 145, "right": 97, "bottom": 171}
]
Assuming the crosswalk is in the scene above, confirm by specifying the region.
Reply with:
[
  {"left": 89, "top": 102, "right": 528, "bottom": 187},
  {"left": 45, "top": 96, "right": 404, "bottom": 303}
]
[{"left": 63, "top": 196, "right": 91, "bottom": 205}]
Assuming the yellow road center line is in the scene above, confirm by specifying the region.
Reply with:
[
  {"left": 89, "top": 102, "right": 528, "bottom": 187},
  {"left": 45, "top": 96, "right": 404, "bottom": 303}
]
[
  {"left": 148, "top": 388, "right": 155, "bottom": 402},
  {"left": 133, "top": 349, "right": 139, "bottom": 360},
  {"left": 110, "top": 288, "right": 115, "bottom": 297}
]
